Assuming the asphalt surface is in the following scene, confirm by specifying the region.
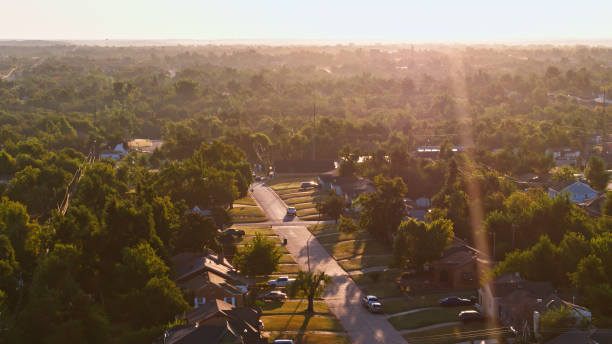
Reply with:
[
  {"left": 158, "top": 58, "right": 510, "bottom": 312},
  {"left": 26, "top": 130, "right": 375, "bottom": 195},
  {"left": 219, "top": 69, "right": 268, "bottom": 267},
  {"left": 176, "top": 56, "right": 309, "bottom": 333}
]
[{"left": 249, "top": 183, "right": 408, "bottom": 344}]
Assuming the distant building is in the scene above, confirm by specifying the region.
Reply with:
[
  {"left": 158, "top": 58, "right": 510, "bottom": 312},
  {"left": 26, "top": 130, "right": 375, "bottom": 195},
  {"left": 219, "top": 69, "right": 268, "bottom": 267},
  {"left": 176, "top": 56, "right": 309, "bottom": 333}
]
[
  {"left": 99, "top": 142, "right": 128, "bottom": 160},
  {"left": 430, "top": 238, "right": 492, "bottom": 289},
  {"left": 318, "top": 169, "right": 375, "bottom": 205},
  {"left": 547, "top": 148, "right": 581, "bottom": 167},
  {"left": 548, "top": 180, "right": 599, "bottom": 204}
]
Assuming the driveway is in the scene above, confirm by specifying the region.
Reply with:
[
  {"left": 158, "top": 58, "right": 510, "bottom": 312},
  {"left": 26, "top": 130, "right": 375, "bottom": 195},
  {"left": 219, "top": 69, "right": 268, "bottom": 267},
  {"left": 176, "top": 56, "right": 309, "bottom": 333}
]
[{"left": 249, "top": 183, "right": 408, "bottom": 344}]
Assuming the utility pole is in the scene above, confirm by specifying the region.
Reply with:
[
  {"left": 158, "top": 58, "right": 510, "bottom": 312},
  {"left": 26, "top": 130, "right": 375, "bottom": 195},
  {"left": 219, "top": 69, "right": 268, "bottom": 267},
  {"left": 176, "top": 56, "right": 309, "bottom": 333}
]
[
  {"left": 307, "top": 235, "right": 311, "bottom": 272},
  {"left": 312, "top": 101, "right": 316, "bottom": 160}
]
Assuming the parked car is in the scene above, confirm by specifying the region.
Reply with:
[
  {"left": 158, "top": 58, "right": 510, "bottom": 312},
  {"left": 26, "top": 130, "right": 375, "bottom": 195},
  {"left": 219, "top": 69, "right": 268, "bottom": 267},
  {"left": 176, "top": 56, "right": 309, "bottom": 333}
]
[
  {"left": 221, "top": 228, "right": 246, "bottom": 237},
  {"left": 458, "top": 310, "right": 483, "bottom": 322},
  {"left": 286, "top": 207, "right": 297, "bottom": 217},
  {"left": 268, "top": 276, "right": 296, "bottom": 287},
  {"left": 361, "top": 295, "right": 380, "bottom": 307},
  {"left": 259, "top": 291, "right": 287, "bottom": 301},
  {"left": 254, "top": 175, "right": 262, "bottom": 181},
  {"left": 300, "top": 182, "right": 317, "bottom": 189},
  {"left": 439, "top": 296, "right": 473, "bottom": 307},
  {"left": 273, "top": 340, "right": 294, "bottom": 344},
  {"left": 367, "top": 302, "right": 384, "bottom": 313}
]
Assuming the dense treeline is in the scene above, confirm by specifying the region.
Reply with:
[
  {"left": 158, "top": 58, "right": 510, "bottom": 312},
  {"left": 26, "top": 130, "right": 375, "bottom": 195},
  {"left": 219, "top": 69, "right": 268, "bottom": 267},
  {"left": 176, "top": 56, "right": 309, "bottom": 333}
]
[{"left": 0, "top": 44, "right": 611, "bottom": 341}]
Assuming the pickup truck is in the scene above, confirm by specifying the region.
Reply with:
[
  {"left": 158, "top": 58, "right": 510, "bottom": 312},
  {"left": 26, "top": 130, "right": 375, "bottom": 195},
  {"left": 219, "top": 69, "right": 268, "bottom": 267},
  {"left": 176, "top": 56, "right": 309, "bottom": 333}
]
[{"left": 268, "top": 276, "right": 296, "bottom": 287}]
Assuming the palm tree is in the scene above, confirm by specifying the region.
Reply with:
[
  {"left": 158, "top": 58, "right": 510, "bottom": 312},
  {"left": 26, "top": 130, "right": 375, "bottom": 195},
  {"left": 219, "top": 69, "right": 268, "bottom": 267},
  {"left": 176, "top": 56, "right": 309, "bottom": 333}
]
[{"left": 288, "top": 270, "right": 333, "bottom": 313}]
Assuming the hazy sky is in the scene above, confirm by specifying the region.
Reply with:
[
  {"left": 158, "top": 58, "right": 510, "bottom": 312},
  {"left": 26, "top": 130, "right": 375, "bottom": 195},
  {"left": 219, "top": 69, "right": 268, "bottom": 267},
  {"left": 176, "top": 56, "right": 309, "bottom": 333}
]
[{"left": 2, "top": 0, "right": 611, "bottom": 41}]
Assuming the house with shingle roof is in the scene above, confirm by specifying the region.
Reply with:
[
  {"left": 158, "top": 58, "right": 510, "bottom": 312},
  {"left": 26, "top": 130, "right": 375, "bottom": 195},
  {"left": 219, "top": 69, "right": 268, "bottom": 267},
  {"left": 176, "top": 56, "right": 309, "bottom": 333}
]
[
  {"left": 548, "top": 180, "right": 599, "bottom": 204},
  {"left": 430, "top": 237, "right": 493, "bottom": 289}
]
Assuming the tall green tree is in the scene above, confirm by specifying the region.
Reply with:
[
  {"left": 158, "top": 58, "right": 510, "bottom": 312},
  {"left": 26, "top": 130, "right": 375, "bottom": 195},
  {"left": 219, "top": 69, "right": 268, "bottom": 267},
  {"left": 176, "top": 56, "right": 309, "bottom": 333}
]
[
  {"left": 287, "top": 270, "right": 333, "bottom": 313},
  {"left": 316, "top": 191, "right": 345, "bottom": 223},
  {"left": 233, "top": 233, "right": 281, "bottom": 279},
  {"left": 357, "top": 175, "right": 407, "bottom": 243},
  {"left": 585, "top": 155, "right": 610, "bottom": 191},
  {"left": 393, "top": 219, "right": 454, "bottom": 269}
]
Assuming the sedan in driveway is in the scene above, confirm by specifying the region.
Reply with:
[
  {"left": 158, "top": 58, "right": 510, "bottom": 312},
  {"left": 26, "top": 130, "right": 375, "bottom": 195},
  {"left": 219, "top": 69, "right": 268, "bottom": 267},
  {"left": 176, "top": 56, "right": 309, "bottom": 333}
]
[
  {"left": 439, "top": 296, "right": 473, "bottom": 307},
  {"left": 361, "top": 295, "right": 380, "bottom": 307},
  {"left": 458, "top": 310, "right": 484, "bottom": 322},
  {"left": 259, "top": 291, "right": 287, "bottom": 301},
  {"left": 221, "top": 228, "right": 246, "bottom": 237}
]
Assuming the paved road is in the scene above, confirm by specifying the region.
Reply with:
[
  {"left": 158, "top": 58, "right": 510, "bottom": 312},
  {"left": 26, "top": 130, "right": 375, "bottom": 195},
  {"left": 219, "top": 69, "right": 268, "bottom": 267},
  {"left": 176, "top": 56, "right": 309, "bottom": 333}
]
[{"left": 249, "top": 183, "right": 408, "bottom": 344}]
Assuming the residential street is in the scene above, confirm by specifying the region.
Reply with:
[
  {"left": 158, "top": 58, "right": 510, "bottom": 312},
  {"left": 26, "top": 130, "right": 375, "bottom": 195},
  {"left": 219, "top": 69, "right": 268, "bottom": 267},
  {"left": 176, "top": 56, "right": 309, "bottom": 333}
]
[{"left": 249, "top": 183, "right": 408, "bottom": 344}]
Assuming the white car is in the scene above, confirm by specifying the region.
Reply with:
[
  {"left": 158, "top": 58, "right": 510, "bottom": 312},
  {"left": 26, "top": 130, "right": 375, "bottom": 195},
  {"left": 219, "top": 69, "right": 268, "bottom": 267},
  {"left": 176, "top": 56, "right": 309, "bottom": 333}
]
[
  {"left": 286, "top": 207, "right": 297, "bottom": 217},
  {"left": 273, "top": 340, "right": 294, "bottom": 344},
  {"left": 268, "top": 276, "right": 296, "bottom": 287}
]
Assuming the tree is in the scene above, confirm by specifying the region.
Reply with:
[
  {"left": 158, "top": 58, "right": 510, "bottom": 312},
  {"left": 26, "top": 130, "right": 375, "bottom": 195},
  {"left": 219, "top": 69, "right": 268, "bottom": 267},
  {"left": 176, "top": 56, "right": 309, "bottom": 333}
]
[
  {"left": 287, "top": 270, "right": 333, "bottom": 313},
  {"left": 393, "top": 219, "right": 453, "bottom": 269},
  {"left": 337, "top": 215, "right": 359, "bottom": 233},
  {"left": 316, "top": 191, "right": 345, "bottom": 223},
  {"left": 174, "top": 212, "right": 219, "bottom": 253},
  {"left": 233, "top": 233, "right": 281, "bottom": 279},
  {"left": 550, "top": 166, "right": 577, "bottom": 182},
  {"left": 357, "top": 175, "right": 407, "bottom": 243},
  {"left": 585, "top": 155, "right": 610, "bottom": 191}
]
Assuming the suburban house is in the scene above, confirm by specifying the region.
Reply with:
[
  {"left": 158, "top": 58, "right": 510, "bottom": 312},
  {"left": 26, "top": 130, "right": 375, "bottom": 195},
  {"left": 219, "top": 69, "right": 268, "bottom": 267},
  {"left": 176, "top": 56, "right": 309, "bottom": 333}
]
[
  {"left": 546, "top": 148, "right": 581, "bottom": 167},
  {"left": 161, "top": 300, "right": 264, "bottom": 344},
  {"left": 127, "top": 138, "right": 163, "bottom": 153},
  {"left": 430, "top": 238, "right": 493, "bottom": 289},
  {"left": 318, "top": 168, "right": 375, "bottom": 205},
  {"left": 579, "top": 193, "right": 607, "bottom": 217},
  {"left": 478, "top": 273, "right": 555, "bottom": 327},
  {"left": 548, "top": 180, "right": 599, "bottom": 204},
  {"left": 171, "top": 252, "right": 249, "bottom": 308},
  {"left": 99, "top": 142, "right": 128, "bottom": 160}
]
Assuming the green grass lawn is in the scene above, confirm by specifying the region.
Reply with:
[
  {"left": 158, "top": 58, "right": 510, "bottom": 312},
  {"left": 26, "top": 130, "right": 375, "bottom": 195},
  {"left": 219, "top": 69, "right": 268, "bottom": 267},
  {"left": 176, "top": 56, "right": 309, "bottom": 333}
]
[
  {"left": 261, "top": 300, "right": 330, "bottom": 314},
  {"left": 285, "top": 196, "right": 316, "bottom": 205},
  {"left": 233, "top": 225, "right": 276, "bottom": 236},
  {"left": 229, "top": 206, "right": 267, "bottom": 223},
  {"left": 277, "top": 189, "right": 317, "bottom": 197},
  {"left": 297, "top": 207, "right": 318, "bottom": 217},
  {"left": 316, "top": 231, "right": 370, "bottom": 245},
  {"left": 280, "top": 254, "right": 296, "bottom": 263},
  {"left": 236, "top": 235, "right": 282, "bottom": 245},
  {"left": 360, "top": 282, "right": 404, "bottom": 298},
  {"left": 268, "top": 177, "right": 317, "bottom": 191},
  {"left": 403, "top": 322, "right": 508, "bottom": 344},
  {"left": 382, "top": 291, "right": 477, "bottom": 315},
  {"left": 277, "top": 263, "right": 300, "bottom": 274},
  {"left": 234, "top": 194, "right": 257, "bottom": 206},
  {"left": 338, "top": 255, "right": 392, "bottom": 271},
  {"left": 308, "top": 223, "right": 338, "bottom": 235},
  {"left": 326, "top": 239, "right": 389, "bottom": 260},
  {"left": 388, "top": 306, "right": 473, "bottom": 330},
  {"left": 260, "top": 314, "right": 344, "bottom": 332},
  {"left": 267, "top": 332, "right": 350, "bottom": 344}
]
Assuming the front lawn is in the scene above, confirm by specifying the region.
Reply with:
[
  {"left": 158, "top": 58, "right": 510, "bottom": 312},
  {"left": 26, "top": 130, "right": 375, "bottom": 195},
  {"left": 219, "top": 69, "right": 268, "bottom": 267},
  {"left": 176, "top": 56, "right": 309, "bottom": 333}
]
[
  {"left": 326, "top": 239, "right": 389, "bottom": 260},
  {"left": 276, "top": 263, "right": 300, "bottom": 274},
  {"left": 261, "top": 300, "right": 330, "bottom": 314},
  {"left": 267, "top": 332, "right": 350, "bottom": 344},
  {"left": 307, "top": 223, "right": 338, "bottom": 235},
  {"left": 260, "top": 314, "right": 344, "bottom": 332},
  {"left": 388, "top": 307, "right": 472, "bottom": 330},
  {"left": 234, "top": 194, "right": 257, "bottom": 206},
  {"left": 338, "top": 255, "right": 392, "bottom": 271},
  {"left": 229, "top": 206, "right": 267, "bottom": 223},
  {"left": 382, "top": 291, "right": 478, "bottom": 315},
  {"left": 402, "top": 322, "right": 508, "bottom": 344},
  {"left": 316, "top": 231, "right": 370, "bottom": 245}
]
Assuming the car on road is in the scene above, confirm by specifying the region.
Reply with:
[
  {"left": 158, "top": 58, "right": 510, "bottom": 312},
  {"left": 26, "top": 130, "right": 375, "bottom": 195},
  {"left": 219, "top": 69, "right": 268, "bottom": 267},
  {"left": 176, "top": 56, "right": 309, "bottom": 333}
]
[
  {"left": 268, "top": 276, "right": 296, "bottom": 287},
  {"left": 458, "top": 310, "right": 484, "bottom": 322},
  {"left": 273, "top": 340, "right": 294, "bottom": 344},
  {"left": 361, "top": 295, "right": 380, "bottom": 307},
  {"left": 286, "top": 207, "right": 297, "bottom": 217},
  {"left": 221, "top": 228, "right": 246, "bottom": 237},
  {"left": 367, "top": 301, "right": 383, "bottom": 313},
  {"left": 439, "top": 296, "right": 474, "bottom": 307},
  {"left": 259, "top": 290, "right": 287, "bottom": 301}
]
